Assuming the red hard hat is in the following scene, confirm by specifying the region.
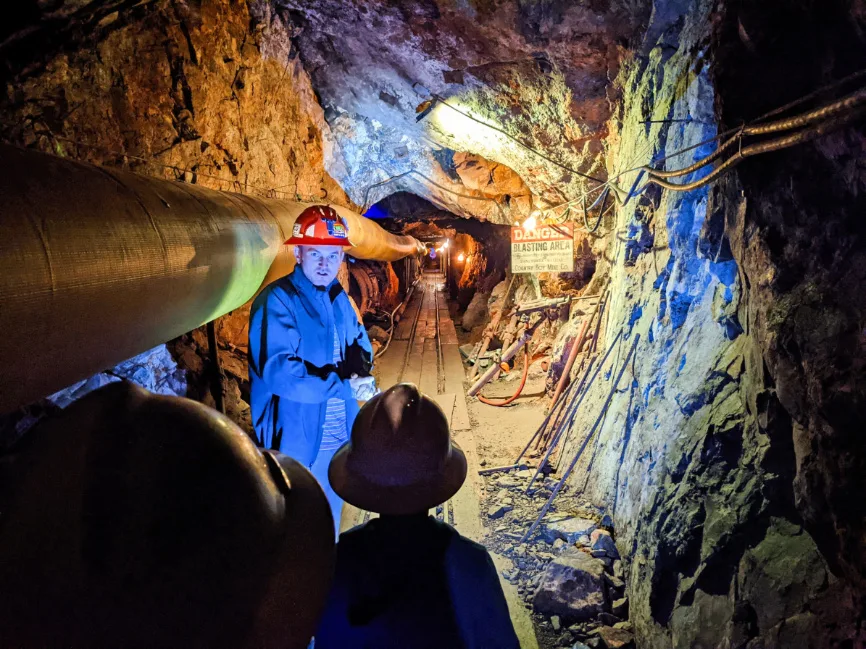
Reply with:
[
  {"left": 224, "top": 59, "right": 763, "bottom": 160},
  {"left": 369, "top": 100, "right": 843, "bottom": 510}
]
[{"left": 286, "top": 205, "right": 352, "bottom": 247}]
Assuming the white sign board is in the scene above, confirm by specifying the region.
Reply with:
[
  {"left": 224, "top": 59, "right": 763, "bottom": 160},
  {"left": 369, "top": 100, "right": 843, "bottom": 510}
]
[{"left": 511, "top": 223, "right": 574, "bottom": 273}]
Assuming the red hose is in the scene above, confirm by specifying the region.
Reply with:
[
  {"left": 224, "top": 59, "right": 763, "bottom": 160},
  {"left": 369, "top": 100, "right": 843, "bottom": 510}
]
[{"left": 477, "top": 346, "right": 531, "bottom": 407}]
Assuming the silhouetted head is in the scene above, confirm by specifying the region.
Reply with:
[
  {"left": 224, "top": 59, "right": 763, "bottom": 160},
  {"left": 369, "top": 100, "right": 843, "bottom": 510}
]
[
  {"left": 329, "top": 383, "right": 467, "bottom": 516},
  {"left": 0, "top": 382, "right": 335, "bottom": 649}
]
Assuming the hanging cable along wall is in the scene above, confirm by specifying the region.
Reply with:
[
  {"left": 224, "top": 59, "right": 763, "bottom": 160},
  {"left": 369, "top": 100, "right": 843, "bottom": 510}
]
[{"left": 529, "top": 70, "right": 866, "bottom": 223}]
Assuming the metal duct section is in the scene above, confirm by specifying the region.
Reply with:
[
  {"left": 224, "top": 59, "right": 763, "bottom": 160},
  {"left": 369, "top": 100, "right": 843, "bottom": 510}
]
[{"left": 0, "top": 145, "right": 424, "bottom": 413}]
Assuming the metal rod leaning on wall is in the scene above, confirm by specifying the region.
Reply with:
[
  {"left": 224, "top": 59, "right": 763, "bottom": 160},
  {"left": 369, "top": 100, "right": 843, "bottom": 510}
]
[
  {"left": 525, "top": 355, "right": 598, "bottom": 493},
  {"left": 527, "top": 368, "right": 585, "bottom": 455},
  {"left": 536, "top": 354, "right": 598, "bottom": 456},
  {"left": 521, "top": 333, "right": 640, "bottom": 543},
  {"left": 469, "top": 275, "right": 517, "bottom": 380},
  {"left": 539, "top": 295, "right": 608, "bottom": 457},
  {"left": 545, "top": 293, "right": 609, "bottom": 453},
  {"left": 526, "top": 328, "right": 625, "bottom": 493},
  {"left": 540, "top": 293, "right": 608, "bottom": 451},
  {"left": 548, "top": 286, "right": 609, "bottom": 408}
]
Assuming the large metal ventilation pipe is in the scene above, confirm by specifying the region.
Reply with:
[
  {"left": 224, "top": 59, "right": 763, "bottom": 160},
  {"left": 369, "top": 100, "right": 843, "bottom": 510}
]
[{"left": 0, "top": 145, "right": 423, "bottom": 413}]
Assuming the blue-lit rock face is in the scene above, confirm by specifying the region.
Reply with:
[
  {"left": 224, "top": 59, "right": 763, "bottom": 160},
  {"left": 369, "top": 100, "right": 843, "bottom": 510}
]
[{"left": 549, "top": 0, "right": 866, "bottom": 645}]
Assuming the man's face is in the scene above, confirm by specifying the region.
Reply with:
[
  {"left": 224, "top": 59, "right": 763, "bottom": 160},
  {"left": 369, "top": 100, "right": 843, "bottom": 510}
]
[{"left": 295, "top": 245, "right": 344, "bottom": 287}]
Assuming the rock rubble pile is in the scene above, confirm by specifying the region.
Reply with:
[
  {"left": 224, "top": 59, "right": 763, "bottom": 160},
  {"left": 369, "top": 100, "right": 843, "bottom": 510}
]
[{"left": 479, "top": 467, "right": 634, "bottom": 649}]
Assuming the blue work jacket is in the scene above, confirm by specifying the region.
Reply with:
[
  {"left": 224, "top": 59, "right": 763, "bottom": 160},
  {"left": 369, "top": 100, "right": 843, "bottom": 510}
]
[{"left": 248, "top": 266, "right": 373, "bottom": 467}]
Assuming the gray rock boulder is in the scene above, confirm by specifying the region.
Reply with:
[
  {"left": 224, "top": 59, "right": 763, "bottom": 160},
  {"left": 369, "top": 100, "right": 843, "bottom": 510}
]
[
  {"left": 533, "top": 549, "right": 608, "bottom": 622},
  {"left": 461, "top": 291, "right": 490, "bottom": 331},
  {"left": 590, "top": 529, "right": 619, "bottom": 558},
  {"left": 543, "top": 516, "right": 598, "bottom": 544},
  {"left": 47, "top": 344, "right": 187, "bottom": 409},
  {"left": 367, "top": 325, "right": 389, "bottom": 344},
  {"left": 488, "top": 504, "right": 513, "bottom": 519},
  {"left": 496, "top": 475, "right": 521, "bottom": 489},
  {"left": 596, "top": 625, "right": 634, "bottom": 648}
]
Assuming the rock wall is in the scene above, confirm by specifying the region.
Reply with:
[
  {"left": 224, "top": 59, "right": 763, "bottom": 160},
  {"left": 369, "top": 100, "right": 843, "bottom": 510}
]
[
  {"left": 552, "top": 0, "right": 866, "bottom": 646},
  {"left": 283, "top": 0, "right": 651, "bottom": 222},
  {"left": 0, "top": 0, "right": 348, "bottom": 205},
  {"left": 713, "top": 0, "right": 866, "bottom": 599}
]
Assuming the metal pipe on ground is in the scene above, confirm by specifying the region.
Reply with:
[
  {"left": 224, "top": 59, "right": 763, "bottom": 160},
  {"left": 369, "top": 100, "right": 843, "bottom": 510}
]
[
  {"left": 466, "top": 321, "right": 528, "bottom": 397},
  {"left": 0, "top": 145, "right": 425, "bottom": 413}
]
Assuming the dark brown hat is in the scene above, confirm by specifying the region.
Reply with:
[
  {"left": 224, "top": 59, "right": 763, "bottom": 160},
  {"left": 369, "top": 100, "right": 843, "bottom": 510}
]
[
  {"left": 0, "top": 382, "right": 335, "bottom": 649},
  {"left": 328, "top": 383, "right": 467, "bottom": 515}
]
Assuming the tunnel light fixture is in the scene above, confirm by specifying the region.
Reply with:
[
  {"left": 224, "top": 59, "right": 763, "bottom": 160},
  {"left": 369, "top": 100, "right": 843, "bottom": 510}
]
[
  {"left": 457, "top": 252, "right": 465, "bottom": 262},
  {"left": 442, "top": 239, "right": 450, "bottom": 249}
]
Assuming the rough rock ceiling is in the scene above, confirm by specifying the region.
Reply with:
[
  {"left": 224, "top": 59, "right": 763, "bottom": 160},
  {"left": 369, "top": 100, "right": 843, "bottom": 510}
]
[{"left": 267, "top": 0, "right": 650, "bottom": 222}]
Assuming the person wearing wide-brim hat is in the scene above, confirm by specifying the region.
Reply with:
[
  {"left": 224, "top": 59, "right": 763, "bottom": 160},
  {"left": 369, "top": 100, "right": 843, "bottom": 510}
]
[
  {"left": 316, "top": 383, "right": 520, "bottom": 649},
  {"left": 0, "top": 382, "right": 335, "bottom": 649}
]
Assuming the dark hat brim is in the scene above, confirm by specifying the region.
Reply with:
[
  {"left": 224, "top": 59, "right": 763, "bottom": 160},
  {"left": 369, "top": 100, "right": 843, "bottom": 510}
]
[{"left": 328, "top": 440, "right": 468, "bottom": 516}]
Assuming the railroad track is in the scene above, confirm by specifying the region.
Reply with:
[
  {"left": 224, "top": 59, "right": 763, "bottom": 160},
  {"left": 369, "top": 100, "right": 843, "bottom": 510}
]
[{"left": 355, "top": 272, "right": 454, "bottom": 528}]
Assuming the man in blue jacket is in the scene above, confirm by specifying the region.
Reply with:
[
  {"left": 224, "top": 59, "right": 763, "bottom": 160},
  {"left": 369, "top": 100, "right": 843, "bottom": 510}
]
[{"left": 249, "top": 205, "right": 376, "bottom": 536}]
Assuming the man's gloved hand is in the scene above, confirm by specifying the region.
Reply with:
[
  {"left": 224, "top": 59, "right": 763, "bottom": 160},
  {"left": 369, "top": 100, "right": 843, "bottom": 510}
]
[{"left": 349, "top": 374, "right": 377, "bottom": 401}]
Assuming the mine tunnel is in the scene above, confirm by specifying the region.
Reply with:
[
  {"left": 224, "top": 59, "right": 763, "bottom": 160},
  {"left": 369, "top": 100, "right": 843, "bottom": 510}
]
[{"left": 0, "top": 1, "right": 865, "bottom": 648}]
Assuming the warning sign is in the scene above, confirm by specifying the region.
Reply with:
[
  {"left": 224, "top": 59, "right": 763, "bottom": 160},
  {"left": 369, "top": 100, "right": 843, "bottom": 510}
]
[{"left": 511, "top": 223, "right": 574, "bottom": 274}]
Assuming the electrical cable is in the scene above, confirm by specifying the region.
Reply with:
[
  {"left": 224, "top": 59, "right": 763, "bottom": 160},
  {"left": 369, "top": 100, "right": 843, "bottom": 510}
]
[
  {"left": 751, "top": 67, "right": 866, "bottom": 123},
  {"left": 644, "top": 106, "right": 866, "bottom": 192},
  {"left": 430, "top": 94, "right": 606, "bottom": 184},
  {"left": 544, "top": 74, "right": 866, "bottom": 214},
  {"left": 361, "top": 171, "right": 413, "bottom": 210},
  {"left": 374, "top": 275, "right": 421, "bottom": 359},
  {"left": 639, "top": 84, "right": 866, "bottom": 190},
  {"left": 742, "top": 86, "right": 866, "bottom": 136},
  {"left": 583, "top": 185, "right": 610, "bottom": 233},
  {"left": 642, "top": 127, "right": 743, "bottom": 179}
]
